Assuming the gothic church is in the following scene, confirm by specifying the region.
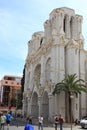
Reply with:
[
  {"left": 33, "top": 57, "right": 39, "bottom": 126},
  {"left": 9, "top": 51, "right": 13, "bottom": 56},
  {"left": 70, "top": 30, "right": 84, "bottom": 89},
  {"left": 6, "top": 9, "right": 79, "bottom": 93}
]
[{"left": 23, "top": 7, "right": 87, "bottom": 122}]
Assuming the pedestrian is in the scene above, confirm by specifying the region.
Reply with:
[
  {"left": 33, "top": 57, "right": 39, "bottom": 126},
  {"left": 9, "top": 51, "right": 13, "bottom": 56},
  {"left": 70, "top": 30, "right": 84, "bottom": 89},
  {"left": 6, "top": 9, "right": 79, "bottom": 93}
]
[
  {"left": 54, "top": 114, "right": 59, "bottom": 130},
  {"left": 6, "top": 111, "right": 12, "bottom": 130},
  {"left": 24, "top": 122, "right": 34, "bottom": 130},
  {"left": 0, "top": 112, "right": 6, "bottom": 130},
  {"left": 38, "top": 115, "right": 43, "bottom": 130},
  {"left": 0, "top": 112, "right": 1, "bottom": 129},
  {"left": 59, "top": 114, "right": 64, "bottom": 130},
  {"left": 27, "top": 116, "right": 32, "bottom": 124},
  {"left": 74, "top": 118, "right": 78, "bottom": 126}
]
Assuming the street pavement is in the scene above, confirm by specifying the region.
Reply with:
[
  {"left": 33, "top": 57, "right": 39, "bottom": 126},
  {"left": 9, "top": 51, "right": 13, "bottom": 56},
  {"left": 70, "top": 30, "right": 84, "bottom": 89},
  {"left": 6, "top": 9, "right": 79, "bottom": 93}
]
[
  {"left": 3, "top": 117, "right": 83, "bottom": 130},
  {"left": 3, "top": 125, "right": 83, "bottom": 130}
]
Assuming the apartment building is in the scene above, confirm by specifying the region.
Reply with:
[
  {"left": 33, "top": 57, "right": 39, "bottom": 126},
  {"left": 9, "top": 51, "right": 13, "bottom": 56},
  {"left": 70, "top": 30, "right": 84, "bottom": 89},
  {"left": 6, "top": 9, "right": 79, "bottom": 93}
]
[{"left": 0, "top": 75, "right": 22, "bottom": 108}]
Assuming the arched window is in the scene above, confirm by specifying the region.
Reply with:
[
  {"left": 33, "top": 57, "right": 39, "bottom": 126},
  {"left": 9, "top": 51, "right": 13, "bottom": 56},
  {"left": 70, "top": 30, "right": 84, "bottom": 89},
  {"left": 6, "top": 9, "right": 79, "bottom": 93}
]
[
  {"left": 34, "top": 64, "right": 41, "bottom": 87},
  {"left": 40, "top": 37, "right": 43, "bottom": 46},
  {"left": 63, "top": 15, "right": 68, "bottom": 34},
  {"left": 70, "top": 16, "right": 74, "bottom": 38},
  {"left": 63, "top": 17, "right": 66, "bottom": 33}
]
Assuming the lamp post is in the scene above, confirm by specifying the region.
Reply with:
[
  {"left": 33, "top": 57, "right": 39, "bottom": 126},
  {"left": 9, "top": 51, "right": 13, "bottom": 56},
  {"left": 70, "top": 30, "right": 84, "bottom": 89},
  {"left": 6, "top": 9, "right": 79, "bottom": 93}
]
[{"left": 70, "top": 93, "right": 74, "bottom": 130}]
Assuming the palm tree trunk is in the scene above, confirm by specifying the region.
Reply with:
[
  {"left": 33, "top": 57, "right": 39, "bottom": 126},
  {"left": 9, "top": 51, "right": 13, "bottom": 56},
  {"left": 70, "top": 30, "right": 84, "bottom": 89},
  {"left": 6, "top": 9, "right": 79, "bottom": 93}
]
[
  {"left": 69, "top": 92, "right": 71, "bottom": 123},
  {"left": 65, "top": 92, "right": 70, "bottom": 122}
]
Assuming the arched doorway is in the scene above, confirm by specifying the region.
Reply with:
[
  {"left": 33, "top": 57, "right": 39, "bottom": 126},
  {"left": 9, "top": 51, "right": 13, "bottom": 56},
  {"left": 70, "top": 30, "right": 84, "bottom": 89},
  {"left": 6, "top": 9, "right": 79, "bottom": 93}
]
[
  {"left": 31, "top": 92, "right": 39, "bottom": 118},
  {"left": 34, "top": 64, "right": 41, "bottom": 87}
]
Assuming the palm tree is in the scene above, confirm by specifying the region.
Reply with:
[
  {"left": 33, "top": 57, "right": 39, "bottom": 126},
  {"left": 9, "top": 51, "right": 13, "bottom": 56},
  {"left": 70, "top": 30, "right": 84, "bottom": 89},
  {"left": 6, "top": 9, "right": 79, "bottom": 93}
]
[{"left": 52, "top": 73, "right": 87, "bottom": 122}]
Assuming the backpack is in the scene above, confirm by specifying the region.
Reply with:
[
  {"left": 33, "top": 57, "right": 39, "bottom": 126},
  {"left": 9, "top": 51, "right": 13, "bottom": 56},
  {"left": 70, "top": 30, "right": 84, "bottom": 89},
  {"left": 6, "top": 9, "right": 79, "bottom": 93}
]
[
  {"left": 55, "top": 117, "right": 58, "bottom": 124},
  {"left": 6, "top": 114, "right": 11, "bottom": 122}
]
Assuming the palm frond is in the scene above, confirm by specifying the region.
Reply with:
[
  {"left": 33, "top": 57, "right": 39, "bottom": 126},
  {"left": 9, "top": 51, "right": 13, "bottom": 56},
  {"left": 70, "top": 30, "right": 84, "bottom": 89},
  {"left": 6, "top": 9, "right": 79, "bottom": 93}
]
[{"left": 52, "top": 73, "right": 87, "bottom": 95}]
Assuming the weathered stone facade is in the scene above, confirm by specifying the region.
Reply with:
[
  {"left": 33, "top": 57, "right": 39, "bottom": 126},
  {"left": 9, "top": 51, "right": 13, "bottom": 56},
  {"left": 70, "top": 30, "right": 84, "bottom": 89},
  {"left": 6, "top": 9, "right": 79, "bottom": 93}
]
[{"left": 23, "top": 7, "right": 87, "bottom": 122}]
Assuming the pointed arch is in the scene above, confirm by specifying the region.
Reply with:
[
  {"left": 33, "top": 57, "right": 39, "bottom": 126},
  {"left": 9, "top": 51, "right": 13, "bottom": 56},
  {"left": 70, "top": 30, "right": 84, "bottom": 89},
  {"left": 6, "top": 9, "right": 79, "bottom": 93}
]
[
  {"left": 31, "top": 92, "right": 39, "bottom": 117},
  {"left": 34, "top": 64, "right": 41, "bottom": 87},
  {"left": 63, "top": 15, "right": 68, "bottom": 33}
]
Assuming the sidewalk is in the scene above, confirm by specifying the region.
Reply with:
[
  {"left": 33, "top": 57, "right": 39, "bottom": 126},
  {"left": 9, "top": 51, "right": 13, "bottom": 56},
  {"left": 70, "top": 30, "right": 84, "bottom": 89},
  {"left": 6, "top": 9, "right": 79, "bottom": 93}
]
[
  {"left": 11, "top": 117, "right": 81, "bottom": 130},
  {"left": 11, "top": 124, "right": 80, "bottom": 130},
  {"left": 5, "top": 125, "right": 81, "bottom": 130},
  {"left": 13, "top": 126, "right": 81, "bottom": 130}
]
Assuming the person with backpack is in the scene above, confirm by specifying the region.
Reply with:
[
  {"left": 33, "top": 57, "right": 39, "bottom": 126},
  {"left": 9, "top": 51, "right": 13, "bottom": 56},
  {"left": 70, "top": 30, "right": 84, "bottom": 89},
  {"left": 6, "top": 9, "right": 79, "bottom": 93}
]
[
  {"left": 54, "top": 114, "right": 59, "bottom": 130},
  {"left": 6, "top": 112, "right": 12, "bottom": 130},
  {"left": 26, "top": 115, "right": 32, "bottom": 124},
  {"left": 24, "top": 119, "right": 34, "bottom": 130}
]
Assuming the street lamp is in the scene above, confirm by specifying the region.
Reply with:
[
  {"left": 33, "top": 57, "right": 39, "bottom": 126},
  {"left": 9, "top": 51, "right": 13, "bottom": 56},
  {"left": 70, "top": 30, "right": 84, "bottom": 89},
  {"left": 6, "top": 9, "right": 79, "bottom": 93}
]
[{"left": 70, "top": 93, "right": 74, "bottom": 130}]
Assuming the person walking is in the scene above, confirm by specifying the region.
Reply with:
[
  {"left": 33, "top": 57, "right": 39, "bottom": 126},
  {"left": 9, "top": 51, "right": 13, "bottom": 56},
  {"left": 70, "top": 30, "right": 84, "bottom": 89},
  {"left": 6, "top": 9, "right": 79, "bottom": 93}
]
[
  {"left": 0, "top": 112, "right": 6, "bottom": 130},
  {"left": 59, "top": 114, "right": 64, "bottom": 130},
  {"left": 54, "top": 114, "right": 59, "bottom": 130},
  {"left": 38, "top": 115, "right": 43, "bottom": 130},
  {"left": 6, "top": 111, "right": 12, "bottom": 130},
  {"left": 27, "top": 116, "right": 32, "bottom": 124}
]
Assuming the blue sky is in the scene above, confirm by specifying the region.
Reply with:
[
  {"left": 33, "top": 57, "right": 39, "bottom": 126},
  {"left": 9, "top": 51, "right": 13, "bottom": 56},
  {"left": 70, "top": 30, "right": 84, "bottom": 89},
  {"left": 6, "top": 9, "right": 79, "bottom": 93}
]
[{"left": 0, "top": 0, "right": 87, "bottom": 79}]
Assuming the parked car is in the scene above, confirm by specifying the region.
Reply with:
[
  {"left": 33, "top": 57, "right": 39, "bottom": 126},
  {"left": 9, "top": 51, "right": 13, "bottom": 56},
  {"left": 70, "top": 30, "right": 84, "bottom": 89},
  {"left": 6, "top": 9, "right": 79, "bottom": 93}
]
[{"left": 80, "top": 117, "right": 87, "bottom": 128}]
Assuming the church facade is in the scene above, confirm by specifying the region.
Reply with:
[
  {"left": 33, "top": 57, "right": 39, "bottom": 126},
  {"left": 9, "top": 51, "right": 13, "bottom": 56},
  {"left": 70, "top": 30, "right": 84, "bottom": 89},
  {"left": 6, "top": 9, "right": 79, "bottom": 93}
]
[{"left": 22, "top": 7, "right": 87, "bottom": 122}]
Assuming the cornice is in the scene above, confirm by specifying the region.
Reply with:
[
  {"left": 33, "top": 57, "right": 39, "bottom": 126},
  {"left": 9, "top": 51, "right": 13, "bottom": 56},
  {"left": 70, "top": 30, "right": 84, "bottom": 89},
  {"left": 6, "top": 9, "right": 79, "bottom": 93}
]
[
  {"left": 50, "top": 8, "right": 64, "bottom": 19},
  {"left": 26, "top": 39, "right": 53, "bottom": 66}
]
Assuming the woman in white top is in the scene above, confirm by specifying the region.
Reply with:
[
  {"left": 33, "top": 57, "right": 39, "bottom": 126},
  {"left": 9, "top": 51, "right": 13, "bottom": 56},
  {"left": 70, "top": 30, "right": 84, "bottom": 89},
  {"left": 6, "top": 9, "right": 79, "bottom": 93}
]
[{"left": 38, "top": 115, "right": 43, "bottom": 130}]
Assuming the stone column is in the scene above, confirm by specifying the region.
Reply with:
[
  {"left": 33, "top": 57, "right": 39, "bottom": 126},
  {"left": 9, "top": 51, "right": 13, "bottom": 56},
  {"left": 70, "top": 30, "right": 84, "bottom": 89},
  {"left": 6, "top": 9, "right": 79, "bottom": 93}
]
[
  {"left": 22, "top": 99, "right": 25, "bottom": 116},
  {"left": 57, "top": 10, "right": 64, "bottom": 35},
  {"left": 50, "top": 46, "right": 56, "bottom": 83},
  {"left": 26, "top": 97, "right": 28, "bottom": 116},
  {"left": 80, "top": 49, "right": 86, "bottom": 116},
  {"left": 77, "top": 16, "right": 83, "bottom": 40},
  {"left": 29, "top": 65, "right": 33, "bottom": 90},
  {"left": 44, "top": 20, "right": 51, "bottom": 42},
  {"left": 75, "top": 15, "right": 83, "bottom": 40},
  {"left": 38, "top": 96, "right": 43, "bottom": 116},
  {"left": 24, "top": 67, "right": 28, "bottom": 91},
  {"left": 48, "top": 93, "right": 54, "bottom": 119},
  {"left": 59, "top": 44, "right": 65, "bottom": 81},
  {"left": 40, "top": 56, "right": 45, "bottom": 87},
  {"left": 27, "top": 97, "right": 30, "bottom": 115}
]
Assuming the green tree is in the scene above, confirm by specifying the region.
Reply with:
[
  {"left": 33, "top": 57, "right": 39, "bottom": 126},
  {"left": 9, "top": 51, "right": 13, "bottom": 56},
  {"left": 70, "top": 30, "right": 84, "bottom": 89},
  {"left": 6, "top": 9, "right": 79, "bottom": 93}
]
[
  {"left": 52, "top": 74, "right": 87, "bottom": 122},
  {"left": 20, "top": 64, "right": 26, "bottom": 108},
  {"left": 21, "top": 64, "right": 26, "bottom": 93},
  {"left": 16, "top": 93, "right": 23, "bottom": 109}
]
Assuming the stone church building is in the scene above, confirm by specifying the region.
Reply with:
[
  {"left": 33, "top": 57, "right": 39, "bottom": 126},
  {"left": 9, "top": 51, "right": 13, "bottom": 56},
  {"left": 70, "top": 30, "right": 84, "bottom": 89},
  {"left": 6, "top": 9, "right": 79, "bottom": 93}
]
[{"left": 23, "top": 7, "right": 87, "bottom": 122}]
